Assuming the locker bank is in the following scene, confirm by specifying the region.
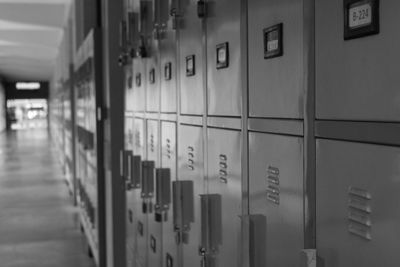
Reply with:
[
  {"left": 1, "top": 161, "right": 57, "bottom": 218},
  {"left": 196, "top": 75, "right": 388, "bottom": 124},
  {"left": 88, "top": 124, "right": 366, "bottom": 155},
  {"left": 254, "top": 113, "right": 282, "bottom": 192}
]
[{"left": 1, "top": 0, "right": 399, "bottom": 267}]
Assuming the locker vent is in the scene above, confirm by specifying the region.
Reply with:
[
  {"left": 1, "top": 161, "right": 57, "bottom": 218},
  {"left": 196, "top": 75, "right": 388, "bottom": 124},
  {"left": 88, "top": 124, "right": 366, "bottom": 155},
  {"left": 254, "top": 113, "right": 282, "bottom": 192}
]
[
  {"left": 266, "top": 166, "right": 280, "bottom": 205},
  {"left": 135, "top": 130, "right": 141, "bottom": 148},
  {"left": 219, "top": 154, "right": 228, "bottom": 184},
  {"left": 166, "top": 139, "right": 172, "bottom": 159},
  {"left": 150, "top": 134, "right": 155, "bottom": 152},
  {"left": 347, "top": 186, "right": 372, "bottom": 241},
  {"left": 187, "top": 146, "right": 195, "bottom": 170}
]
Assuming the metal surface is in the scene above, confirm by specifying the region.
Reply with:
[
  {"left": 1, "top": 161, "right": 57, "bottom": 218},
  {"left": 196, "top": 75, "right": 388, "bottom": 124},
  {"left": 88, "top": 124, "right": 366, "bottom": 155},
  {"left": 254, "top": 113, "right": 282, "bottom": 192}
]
[
  {"left": 248, "top": 118, "right": 303, "bottom": 136},
  {"left": 160, "top": 0, "right": 177, "bottom": 113},
  {"left": 146, "top": 119, "right": 162, "bottom": 267},
  {"left": 248, "top": 0, "right": 304, "bottom": 119},
  {"left": 207, "top": 128, "right": 242, "bottom": 267},
  {"left": 178, "top": 0, "right": 204, "bottom": 115},
  {"left": 315, "top": 120, "right": 400, "bottom": 146},
  {"left": 160, "top": 121, "right": 177, "bottom": 267},
  {"left": 178, "top": 125, "right": 205, "bottom": 267},
  {"left": 207, "top": 117, "right": 242, "bottom": 130},
  {"left": 249, "top": 132, "right": 304, "bottom": 267},
  {"left": 316, "top": 0, "right": 400, "bottom": 121},
  {"left": 206, "top": 0, "right": 242, "bottom": 117},
  {"left": 316, "top": 139, "right": 400, "bottom": 266}
]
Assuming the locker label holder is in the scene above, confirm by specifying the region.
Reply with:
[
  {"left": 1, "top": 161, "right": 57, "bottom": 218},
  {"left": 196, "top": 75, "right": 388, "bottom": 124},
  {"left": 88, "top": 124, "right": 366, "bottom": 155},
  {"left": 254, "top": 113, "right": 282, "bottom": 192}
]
[
  {"left": 263, "top": 23, "right": 283, "bottom": 59},
  {"left": 344, "top": 0, "right": 379, "bottom": 40}
]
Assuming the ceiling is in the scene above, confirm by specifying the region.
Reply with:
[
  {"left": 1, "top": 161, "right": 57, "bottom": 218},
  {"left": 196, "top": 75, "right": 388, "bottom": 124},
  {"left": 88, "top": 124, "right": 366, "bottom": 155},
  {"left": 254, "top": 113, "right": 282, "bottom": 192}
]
[{"left": 0, "top": 0, "right": 71, "bottom": 81}]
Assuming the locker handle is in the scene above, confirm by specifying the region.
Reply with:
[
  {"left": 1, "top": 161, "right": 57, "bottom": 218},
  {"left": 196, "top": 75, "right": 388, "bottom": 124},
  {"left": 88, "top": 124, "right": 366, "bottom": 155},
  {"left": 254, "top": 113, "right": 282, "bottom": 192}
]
[
  {"left": 120, "top": 150, "right": 124, "bottom": 177},
  {"left": 131, "top": 155, "right": 142, "bottom": 189},
  {"left": 249, "top": 215, "right": 267, "bottom": 267},
  {"left": 197, "top": 0, "right": 206, "bottom": 18},
  {"left": 172, "top": 181, "right": 194, "bottom": 232},
  {"left": 200, "top": 194, "right": 222, "bottom": 254},
  {"left": 155, "top": 168, "right": 171, "bottom": 211},
  {"left": 141, "top": 161, "right": 155, "bottom": 198}
]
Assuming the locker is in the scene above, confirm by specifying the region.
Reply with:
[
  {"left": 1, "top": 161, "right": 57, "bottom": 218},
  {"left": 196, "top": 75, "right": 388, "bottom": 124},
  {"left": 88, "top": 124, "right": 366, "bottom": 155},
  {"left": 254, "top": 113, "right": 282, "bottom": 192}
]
[
  {"left": 206, "top": 128, "right": 242, "bottom": 266},
  {"left": 160, "top": 121, "right": 177, "bottom": 267},
  {"left": 146, "top": 119, "right": 162, "bottom": 267},
  {"left": 316, "top": 0, "right": 400, "bottom": 121},
  {"left": 179, "top": 0, "right": 204, "bottom": 115},
  {"left": 132, "top": 59, "right": 146, "bottom": 112},
  {"left": 249, "top": 132, "right": 304, "bottom": 266},
  {"left": 248, "top": 0, "right": 304, "bottom": 119},
  {"left": 177, "top": 125, "right": 205, "bottom": 267},
  {"left": 159, "top": 0, "right": 177, "bottom": 113},
  {"left": 206, "top": 0, "right": 242, "bottom": 117},
  {"left": 125, "top": 116, "right": 136, "bottom": 266},
  {"left": 316, "top": 140, "right": 400, "bottom": 266},
  {"left": 133, "top": 117, "right": 148, "bottom": 267}
]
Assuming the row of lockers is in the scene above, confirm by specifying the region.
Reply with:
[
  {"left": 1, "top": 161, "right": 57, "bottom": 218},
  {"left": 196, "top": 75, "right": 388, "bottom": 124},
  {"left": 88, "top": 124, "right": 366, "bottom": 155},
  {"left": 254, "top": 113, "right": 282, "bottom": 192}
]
[
  {"left": 123, "top": 0, "right": 400, "bottom": 121},
  {"left": 123, "top": 116, "right": 400, "bottom": 267}
]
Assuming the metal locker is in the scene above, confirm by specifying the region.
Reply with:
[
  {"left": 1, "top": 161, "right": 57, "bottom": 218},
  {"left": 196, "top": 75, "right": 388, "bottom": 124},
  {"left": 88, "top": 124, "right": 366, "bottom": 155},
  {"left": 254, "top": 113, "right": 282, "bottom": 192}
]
[
  {"left": 179, "top": 0, "right": 204, "bottom": 115},
  {"left": 316, "top": 140, "right": 400, "bottom": 266},
  {"left": 249, "top": 132, "right": 304, "bottom": 267},
  {"left": 248, "top": 0, "right": 304, "bottom": 119},
  {"left": 132, "top": 59, "right": 146, "bottom": 112},
  {"left": 133, "top": 117, "right": 148, "bottom": 267},
  {"left": 159, "top": 0, "right": 177, "bottom": 113},
  {"left": 206, "top": 128, "right": 242, "bottom": 267},
  {"left": 177, "top": 124, "right": 205, "bottom": 267},
  {"left": 146, "top": 119, "right": 163, "bottom": 267},
  {"left": 125, "top": 116, "right": 136, "bottom": 267},
  {"left": 160, "top": 121, "right": 177, "bottom": 267},
  {"left": 316, "top": 0, "right": 400, "bottom": 121},
  {"left": 206, "top": 0, "right": 242, "bottom": 117}
]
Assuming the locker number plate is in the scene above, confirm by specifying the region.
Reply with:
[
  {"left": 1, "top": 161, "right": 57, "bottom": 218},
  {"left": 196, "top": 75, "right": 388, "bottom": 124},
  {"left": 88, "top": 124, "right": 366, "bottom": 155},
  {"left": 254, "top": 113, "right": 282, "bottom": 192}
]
[
  {"left": 344, "top": 0, "right": 379, "bottom": 40},
  {"left": 216, "top": 42, "right": 229, "bottom": 69},
  {"left": 186, "top": 55, "right": 195, "bottom": 76},
  {"left": 264, "top": 23, "right": 283, "bottom": 59}
]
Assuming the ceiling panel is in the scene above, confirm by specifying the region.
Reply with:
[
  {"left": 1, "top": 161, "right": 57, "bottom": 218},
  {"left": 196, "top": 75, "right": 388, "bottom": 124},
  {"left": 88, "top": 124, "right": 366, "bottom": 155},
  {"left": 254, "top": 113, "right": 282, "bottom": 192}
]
[{"left": 0, "top": 0, "right": 71, "bottom": 81}]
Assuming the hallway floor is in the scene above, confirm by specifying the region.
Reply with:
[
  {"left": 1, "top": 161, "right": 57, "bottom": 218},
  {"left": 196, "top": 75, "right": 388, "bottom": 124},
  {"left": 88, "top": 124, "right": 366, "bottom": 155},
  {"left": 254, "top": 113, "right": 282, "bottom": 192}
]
[{"left": 0, "top": 129, "right": 95, "bottom": 267}]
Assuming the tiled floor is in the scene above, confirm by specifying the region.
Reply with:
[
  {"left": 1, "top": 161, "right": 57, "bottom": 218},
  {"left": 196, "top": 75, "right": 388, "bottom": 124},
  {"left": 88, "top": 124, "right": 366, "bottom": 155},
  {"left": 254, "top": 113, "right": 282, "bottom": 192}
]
[{"left": 0, "top": 129, "right": 95, "bottom": 267}]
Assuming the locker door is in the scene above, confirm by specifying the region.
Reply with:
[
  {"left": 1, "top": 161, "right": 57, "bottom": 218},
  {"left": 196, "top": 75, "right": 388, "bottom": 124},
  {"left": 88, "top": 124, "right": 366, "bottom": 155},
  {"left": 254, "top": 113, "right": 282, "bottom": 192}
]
[
  {"left": 248, "top": 0, "right": 304, "bottom": 119},
  {"left": 179, "top": 0, "right": 204, "bottom": 115},
  {"left": 206, "top": 0, "right": 242, "bottom": 117},
  {"left": 160, "top": 121, "right": 177, "bottom": 267},
  {"left": 206, "top": 128, "right": 242, "bottom": 266},
  {"left": 316, "top": 0, "right": 400, "bottom": 121},
  {"left": 317, "top": 140, "right": 400, "bottom": 266},
  {"left": 159, "top": 0, "right": 177, "bottom": 113},
  {"left": 133, "top": 59, "right": 146, "bottom": 112},
  {"left": 178, "top": 125, "right": 205, "bottom": 267},
  {"left": 146, "top": 119, "right": 162, "bottom": 267},
  {"left": 125, "top": 116, "right": 136, "bottom": 267},
  {"left": 249, "top": 132, "right": 304, "bottom": 266},
  {"left": 133, "top": 118, "right": 148, "bottom": 267}
]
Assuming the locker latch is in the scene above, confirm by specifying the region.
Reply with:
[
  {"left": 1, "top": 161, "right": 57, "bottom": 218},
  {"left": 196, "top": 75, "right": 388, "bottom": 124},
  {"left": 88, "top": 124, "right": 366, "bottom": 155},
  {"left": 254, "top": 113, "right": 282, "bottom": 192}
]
[
  {"left": 172, "top": 181, "right": 194, "bottom": 235},
  {"left": 155, "top": 168, "right": 171, "bottom": 222}
]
